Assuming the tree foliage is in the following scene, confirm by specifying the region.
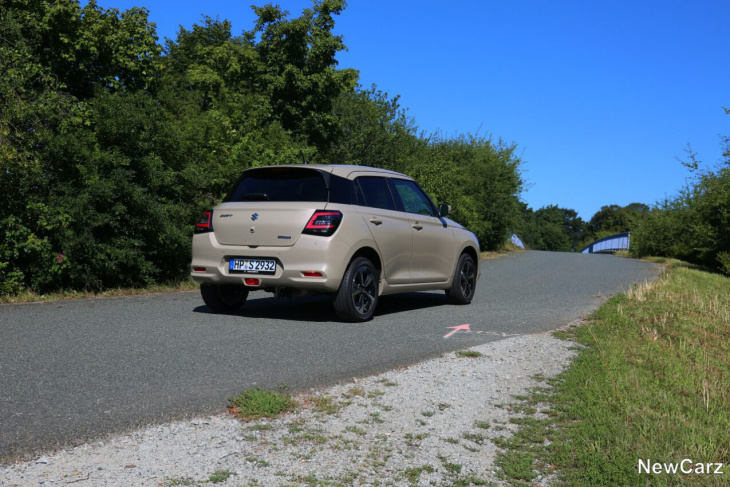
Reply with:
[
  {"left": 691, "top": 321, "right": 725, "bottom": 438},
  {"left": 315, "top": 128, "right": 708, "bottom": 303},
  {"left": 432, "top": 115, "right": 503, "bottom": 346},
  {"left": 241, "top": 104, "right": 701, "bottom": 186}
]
[
  {"left": 633, "top": 126, "right": 730, "bottom": 274},
  {"left": 518, "top": 205, "right": 586, "bottom": 252},
  {"left": 588, "top": 203, "right": 648, "bottom": 240},
  {"left": 405, "top": 134, "right": 523, "bottom": 250},
  {"left": 0, "top": 0, "right": 526, "bottom": 295}
]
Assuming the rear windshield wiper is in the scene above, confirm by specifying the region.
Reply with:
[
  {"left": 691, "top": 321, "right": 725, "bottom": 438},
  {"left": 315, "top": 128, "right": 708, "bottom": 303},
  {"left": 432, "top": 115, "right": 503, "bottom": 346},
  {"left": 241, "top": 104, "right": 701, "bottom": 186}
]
[{"left": 242, "top": 193, "right": 269, "bottom": 201}]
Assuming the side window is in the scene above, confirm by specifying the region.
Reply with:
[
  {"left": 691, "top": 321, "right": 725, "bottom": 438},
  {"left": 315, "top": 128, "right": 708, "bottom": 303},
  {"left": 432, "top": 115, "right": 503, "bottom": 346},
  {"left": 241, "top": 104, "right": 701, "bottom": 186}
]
[
  {"left": 355, "top": 177, "right": 396, "bottom": 211},
  {"left": 389, "top": 179, "right": 436, "bottom": 217},
  {"left": 329, "top": 174, "right": 356, "bottom": 204}
]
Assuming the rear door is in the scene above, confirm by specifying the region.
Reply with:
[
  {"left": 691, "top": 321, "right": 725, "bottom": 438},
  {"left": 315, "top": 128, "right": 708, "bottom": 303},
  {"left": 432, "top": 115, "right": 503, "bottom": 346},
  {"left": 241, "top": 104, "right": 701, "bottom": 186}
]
[
  {"left": 388, "top": 178, "right": 455, "bottom": 283},
  {"left": 354, "top": 176, "right": 413, "bottom": 285}
]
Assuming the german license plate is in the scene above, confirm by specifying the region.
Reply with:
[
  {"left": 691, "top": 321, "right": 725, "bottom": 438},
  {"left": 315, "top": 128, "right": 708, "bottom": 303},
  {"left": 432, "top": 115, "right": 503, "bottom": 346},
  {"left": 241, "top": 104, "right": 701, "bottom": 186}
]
[{"left": 229, "top": 258, "right": 276, "bottom": 274}]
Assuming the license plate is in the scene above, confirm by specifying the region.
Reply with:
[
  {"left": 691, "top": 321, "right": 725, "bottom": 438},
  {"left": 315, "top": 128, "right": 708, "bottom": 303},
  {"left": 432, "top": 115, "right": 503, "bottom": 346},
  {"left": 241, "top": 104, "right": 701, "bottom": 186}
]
[{"left": 229, "top": 258, "right": 276, "bottom": 274}]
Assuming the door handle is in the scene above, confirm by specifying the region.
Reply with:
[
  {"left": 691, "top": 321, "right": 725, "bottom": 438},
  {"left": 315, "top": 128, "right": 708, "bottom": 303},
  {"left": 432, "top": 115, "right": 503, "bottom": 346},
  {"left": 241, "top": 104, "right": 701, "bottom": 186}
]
[
  {"left": 369, "top": 218, "right": 383, "bottom": 226},
  {"left": 412, "top": 223, "right": 423, "bottom": 231}
]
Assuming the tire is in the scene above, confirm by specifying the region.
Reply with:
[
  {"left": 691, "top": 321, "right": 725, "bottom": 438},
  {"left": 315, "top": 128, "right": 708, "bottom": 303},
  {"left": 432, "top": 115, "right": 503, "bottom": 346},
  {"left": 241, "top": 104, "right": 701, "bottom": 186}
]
[
  {"left": 446, "top": 253, "right": 477, "bottom": 304},
  {"left": 334, "top": 257, "right": 379, "bottom": 322},
  {"left": 200, "top": 283, "right": 249, "bottom": 313}
]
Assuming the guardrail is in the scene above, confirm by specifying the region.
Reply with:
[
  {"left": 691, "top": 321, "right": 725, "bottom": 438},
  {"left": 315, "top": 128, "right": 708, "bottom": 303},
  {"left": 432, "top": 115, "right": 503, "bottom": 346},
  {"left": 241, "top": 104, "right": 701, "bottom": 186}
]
[{"left": 580, "top": 232, "right": 630, "bottom": 254}]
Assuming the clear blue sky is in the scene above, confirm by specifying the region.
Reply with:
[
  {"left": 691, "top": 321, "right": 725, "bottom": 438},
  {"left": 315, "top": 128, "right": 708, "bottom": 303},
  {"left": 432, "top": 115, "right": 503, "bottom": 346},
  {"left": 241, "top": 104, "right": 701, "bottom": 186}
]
[{"left": 92, "top": 0, "right": 729, "bottom": 221}]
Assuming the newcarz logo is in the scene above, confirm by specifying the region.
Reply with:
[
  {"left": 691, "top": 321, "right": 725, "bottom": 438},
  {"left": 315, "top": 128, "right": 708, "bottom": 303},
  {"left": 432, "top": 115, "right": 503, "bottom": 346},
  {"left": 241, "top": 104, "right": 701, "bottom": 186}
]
[{"left": 639, "top": 459, "right": 724, "bottom": 475}]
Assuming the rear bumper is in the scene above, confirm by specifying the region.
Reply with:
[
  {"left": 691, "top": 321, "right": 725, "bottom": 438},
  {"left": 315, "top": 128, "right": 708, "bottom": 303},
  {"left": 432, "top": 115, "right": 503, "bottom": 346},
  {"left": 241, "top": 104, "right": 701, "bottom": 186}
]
[{"left": 190, "top": 232, "right": 351, "bottom": 292}]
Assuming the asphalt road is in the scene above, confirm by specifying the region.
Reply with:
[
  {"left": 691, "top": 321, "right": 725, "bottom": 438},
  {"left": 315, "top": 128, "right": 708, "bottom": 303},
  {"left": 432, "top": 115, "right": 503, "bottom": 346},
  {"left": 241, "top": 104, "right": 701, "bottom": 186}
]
[{"left": 0, "top": 251, "right": 661, "bottom": 461}]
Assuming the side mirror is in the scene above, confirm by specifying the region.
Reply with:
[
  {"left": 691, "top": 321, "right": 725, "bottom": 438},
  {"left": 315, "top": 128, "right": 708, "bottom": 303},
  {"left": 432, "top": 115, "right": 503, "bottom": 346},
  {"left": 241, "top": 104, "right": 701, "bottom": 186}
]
[{"left": 438, "top": 204, "right": 451, "bottom": 217}]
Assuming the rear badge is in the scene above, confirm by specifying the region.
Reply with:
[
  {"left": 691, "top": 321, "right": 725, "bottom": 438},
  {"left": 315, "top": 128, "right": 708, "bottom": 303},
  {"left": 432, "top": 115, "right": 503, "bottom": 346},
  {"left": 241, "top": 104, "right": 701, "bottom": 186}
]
[
  {"left": 278, "top": 235, "right": 292, "bottom": 240},
  {"left": 251, "top": 213, "right": 259, "bottom": 221},
  {"left": 219, "top": 214, "right": 233, "bottom": 218}
]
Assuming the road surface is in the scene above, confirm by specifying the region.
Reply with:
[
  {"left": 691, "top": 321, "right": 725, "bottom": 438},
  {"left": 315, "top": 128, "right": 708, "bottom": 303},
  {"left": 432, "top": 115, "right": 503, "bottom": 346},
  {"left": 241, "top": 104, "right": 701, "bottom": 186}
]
[{"left": 0, "top": 251, "right": 661, "bottom": 461}]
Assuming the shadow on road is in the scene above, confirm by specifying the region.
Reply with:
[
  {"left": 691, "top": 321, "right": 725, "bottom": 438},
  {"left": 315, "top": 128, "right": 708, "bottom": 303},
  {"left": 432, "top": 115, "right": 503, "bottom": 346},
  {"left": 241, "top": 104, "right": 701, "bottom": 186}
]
[{"left": 192, "top": 292, "right": 450, "bottom": 322}]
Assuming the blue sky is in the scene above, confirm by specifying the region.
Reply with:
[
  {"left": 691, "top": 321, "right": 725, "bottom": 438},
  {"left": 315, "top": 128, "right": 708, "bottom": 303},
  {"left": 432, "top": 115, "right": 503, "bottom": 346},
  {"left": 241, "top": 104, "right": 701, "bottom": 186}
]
[{"left": 92, "top": 0, "right": 729, "bottom": 221}]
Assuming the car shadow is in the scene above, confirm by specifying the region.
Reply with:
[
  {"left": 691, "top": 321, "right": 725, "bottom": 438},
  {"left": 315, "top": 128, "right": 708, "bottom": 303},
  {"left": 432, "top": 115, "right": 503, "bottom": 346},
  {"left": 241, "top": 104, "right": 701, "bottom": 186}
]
[{"left": 192, "top": 291, "right": 449, "bottom": 322}]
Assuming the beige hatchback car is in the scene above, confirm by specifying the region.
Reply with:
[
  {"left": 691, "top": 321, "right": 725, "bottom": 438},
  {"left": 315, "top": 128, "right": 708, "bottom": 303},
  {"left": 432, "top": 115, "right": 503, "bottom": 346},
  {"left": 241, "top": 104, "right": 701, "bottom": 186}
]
[{"left": 191, "top": 165, "right": 480, "bottom": 322}]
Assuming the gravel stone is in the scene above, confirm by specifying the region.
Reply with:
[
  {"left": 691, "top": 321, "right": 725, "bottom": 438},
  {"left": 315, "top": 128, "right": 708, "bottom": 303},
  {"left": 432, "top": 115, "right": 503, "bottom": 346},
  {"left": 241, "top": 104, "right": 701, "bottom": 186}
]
[{"left": 1, "top": 332, "right": 576, "bottom": 486}]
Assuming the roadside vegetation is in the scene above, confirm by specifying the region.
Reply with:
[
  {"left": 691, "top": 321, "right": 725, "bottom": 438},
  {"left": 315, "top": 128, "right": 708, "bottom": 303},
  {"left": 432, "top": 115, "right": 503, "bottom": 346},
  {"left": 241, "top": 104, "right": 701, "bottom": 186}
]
[
  {"left": 497, "top": 260, "right": 730, "bottom": 485},
  {"left": 0, "top": 0, "right": 524, "bottom": 298},
  {"left": 3, "top": 0, "right": 728, "bottom": 299},
  {"left": 0, "top": 278, "right": 199, "bottom": 304},
  {"left": 229, "top": 387, "right": 296, "bottom": 420}
]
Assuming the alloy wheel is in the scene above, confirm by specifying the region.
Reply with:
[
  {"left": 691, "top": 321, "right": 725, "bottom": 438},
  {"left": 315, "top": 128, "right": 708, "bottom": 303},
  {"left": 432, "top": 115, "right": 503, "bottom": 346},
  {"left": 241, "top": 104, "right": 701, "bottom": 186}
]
[
  {"left": 459, "top": 259, "right": 476, "bottom": 299},
  {"left": 351, "top": 265, "right": 377, "bottom": 315}
]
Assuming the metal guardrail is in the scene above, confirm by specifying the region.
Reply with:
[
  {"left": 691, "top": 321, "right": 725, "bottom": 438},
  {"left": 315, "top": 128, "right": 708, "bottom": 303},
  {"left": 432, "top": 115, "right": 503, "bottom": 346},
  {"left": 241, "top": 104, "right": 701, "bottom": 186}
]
[{"left": 581, "top": 232, "right": 631, "bottom": 254}]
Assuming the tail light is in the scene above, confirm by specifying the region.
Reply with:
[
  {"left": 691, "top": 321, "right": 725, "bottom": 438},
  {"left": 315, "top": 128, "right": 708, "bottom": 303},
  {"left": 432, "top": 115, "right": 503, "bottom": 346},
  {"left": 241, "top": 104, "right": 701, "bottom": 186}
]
[
  {"left": 303, "top": 210, "right": 343, "bottom": 237},
  {"left": 195, "top": 211, "right": 213, "bottom": 234}
]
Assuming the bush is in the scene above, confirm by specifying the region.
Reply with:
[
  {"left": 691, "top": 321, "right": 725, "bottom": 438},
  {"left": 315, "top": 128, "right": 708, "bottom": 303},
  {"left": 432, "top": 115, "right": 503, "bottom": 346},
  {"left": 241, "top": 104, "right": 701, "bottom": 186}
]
[{"left": 634, "top": 159, "right": 730, "bottom": 274}]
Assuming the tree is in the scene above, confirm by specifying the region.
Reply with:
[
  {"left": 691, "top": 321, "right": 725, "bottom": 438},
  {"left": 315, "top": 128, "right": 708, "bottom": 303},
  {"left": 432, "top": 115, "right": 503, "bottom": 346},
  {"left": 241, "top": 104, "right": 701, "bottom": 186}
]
[
  {"left": 588, "top": 203, "right": 648, "bottom": 236},
  {"left": 322, "top": 85, "right": 418, "bottom": 169},
  {"left": 406, "top": 134, "right": 524, "bottom": 251},
  {"left": 0, "top": 0, "right": 532, "bottom": 295},
  {"left": 519, "top": 205, "right": 585, "bottom": 252},
  {"left": 247, "top": 0, "right": 358, "bottom": 150},
  {"left": 634, "top": 110, "right": 730, "bottom": 273}
]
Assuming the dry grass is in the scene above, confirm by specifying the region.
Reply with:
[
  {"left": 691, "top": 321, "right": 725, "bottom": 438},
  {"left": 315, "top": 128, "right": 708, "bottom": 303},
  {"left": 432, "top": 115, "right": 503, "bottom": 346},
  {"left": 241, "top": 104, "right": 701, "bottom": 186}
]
[
  {"left": 499, "top": 262, "right": 730, "bottom": 485},
  {"left": 0, "top": 279, "right": 199, "bottom": 304}
]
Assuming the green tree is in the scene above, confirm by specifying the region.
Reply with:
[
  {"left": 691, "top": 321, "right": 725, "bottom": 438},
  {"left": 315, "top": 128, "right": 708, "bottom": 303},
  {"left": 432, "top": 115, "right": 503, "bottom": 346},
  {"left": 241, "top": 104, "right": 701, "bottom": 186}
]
[
  {"left": 588, "top": 203, "right": 648, "bottom": 238},
  {"left": 1, "top": 0, "right": 76, "bottom": 293},
  {"left": 5, "top": 0, "right": 160, "bottom": 99},
  {"left": 634, "top": 111, "right": 730, "bottom": 273},
  {"left": 406, "top": 134, "right": 524, "bottom": 251},
  {"left": 0, "top": 0, "right": 532, "bottom": 295},
  {"left": 526, "top": 205, "right": 585, "bottom": 252},
  {"left": 1, "top": 0, "right": 172, "bottom": 292},
  {"left": 247, "top": 0, "right": 358, "bottom": 150},
  {"left": 323, "top": 85, "right": 418, "bottom": 169}
]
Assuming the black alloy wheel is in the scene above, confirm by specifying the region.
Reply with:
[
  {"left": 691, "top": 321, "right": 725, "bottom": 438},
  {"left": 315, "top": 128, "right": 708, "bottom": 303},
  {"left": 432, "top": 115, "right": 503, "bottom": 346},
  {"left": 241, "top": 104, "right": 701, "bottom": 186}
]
[
  {"left": 334, "top": 256, "right": 379, "bottom": 322},
  {"left": 446, "top": 253, "right": 477, "bottom": 304}
]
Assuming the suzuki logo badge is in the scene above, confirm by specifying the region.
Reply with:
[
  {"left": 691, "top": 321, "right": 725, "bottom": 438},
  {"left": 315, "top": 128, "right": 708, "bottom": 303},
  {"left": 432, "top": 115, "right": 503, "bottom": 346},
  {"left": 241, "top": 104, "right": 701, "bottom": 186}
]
[{"left": 251, "top": 213, "right": 259, "bottom": 221}]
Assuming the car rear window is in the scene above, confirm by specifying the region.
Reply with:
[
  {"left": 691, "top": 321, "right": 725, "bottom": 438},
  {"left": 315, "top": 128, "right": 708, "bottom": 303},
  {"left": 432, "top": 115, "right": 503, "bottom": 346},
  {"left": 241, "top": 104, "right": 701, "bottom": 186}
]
[
  {"left": 225, "top": 167, "right": 328, "bottom": 202},
  {"left": 355, "top": 177, "right": 396, "bottom": 210}
]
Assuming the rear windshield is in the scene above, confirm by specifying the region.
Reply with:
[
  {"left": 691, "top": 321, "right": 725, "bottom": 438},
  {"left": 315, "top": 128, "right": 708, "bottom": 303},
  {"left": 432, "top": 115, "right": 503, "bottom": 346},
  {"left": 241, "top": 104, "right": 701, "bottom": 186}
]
[{"left": 226, "top": 167, "right": 328, "bottom": 203}]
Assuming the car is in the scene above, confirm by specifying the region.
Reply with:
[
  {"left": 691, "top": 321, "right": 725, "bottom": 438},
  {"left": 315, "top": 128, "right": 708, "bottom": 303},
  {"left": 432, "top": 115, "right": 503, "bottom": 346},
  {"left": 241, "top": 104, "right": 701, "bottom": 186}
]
[{"left": 190, "top": 164, "right": 480, "bottom": 322}]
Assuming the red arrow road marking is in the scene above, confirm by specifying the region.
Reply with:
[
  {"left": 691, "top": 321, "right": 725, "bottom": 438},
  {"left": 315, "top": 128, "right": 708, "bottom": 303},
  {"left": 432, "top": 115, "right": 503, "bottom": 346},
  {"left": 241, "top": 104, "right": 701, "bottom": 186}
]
[{"left": 444, "top": 324, "right": 471, "bottom": 338}]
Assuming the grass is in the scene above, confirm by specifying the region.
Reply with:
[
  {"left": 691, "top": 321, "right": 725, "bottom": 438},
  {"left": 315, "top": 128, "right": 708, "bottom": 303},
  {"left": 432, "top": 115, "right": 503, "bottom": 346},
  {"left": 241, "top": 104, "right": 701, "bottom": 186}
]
[
  {"left": 0, "top": 278, "right": 199, "bottom": 304},
  {"left": 310, "top": 395, "right": 341, "bottom": 415},
  {"left": 344, "top": 425, "right": 367, "bottom": 436},
  {"left": 403, "top": 464, "right": 435, "bottom": 484},
  {"left": 229, "top": 386, "right": 296, "bottom": 420},
  {"left": 163, "top": 478, "right": 196, "bottom": 486},
  {"left": 497, "top": 261, "right": 730, "bottom": 486},
  {"left": 461, "top": 432, "right": 487, "bottom": 445},
  {"left": 245, "top": 456, "right": 270, "bottom": 467},
  {"left": 344, "top": 386, "right": 365, "bottom": 397},
  {"left": 481, "top": 247, "right": 521, "bottom": 260},
  {"left": 405, "top": 432, "right": 430, "bottom": 447},
  {"left": 455, "top": 350, "right": 483, "bottom": 358},
  {"left": 208, "top": 469, "right": 235, "bottom": 483}
]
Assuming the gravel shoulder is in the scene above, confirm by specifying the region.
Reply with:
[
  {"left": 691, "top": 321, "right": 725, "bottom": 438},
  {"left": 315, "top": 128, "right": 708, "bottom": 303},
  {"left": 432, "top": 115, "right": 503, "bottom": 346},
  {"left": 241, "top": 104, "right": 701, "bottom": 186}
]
[{"left": 2, "top": 332, "right": 577, "bottom": 486}]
